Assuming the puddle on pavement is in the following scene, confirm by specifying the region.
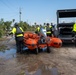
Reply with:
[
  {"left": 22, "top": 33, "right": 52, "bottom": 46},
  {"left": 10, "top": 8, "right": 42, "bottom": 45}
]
[
  {"left": 0, "top": 48, "right": 59, "bottom": 75},
  {"left": 32, "top": 65, "right": 59, "bottom": 75},
  {"left": 18, "top": 65, "right": 59, "bottom": 75},
  {"left": 0, "top": 48, "right": 16, "bottom": 59}
]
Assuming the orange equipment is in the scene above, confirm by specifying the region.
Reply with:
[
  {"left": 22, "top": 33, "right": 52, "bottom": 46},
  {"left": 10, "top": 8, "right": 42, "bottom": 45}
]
[
  {"left": 23, "top": 32, "right": 62, "bottom": 54},
  {"left": 49, "top": 37, "right": 62, "bottom": 48},
  {"left": 23, "top": 32, "right": 50, "bottom": 54}
]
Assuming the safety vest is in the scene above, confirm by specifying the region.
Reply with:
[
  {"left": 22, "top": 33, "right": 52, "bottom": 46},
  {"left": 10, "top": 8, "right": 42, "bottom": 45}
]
[
  {"left": 11, "top": 27, "right": 24, "bottom": 37},
  {"left": 73, "top": 23, "right": 76, "bottom": 32},
  {"left": 46, "top": 26, "right": 52, "bottom": 34},
  {"left": 43, "top": 26, "right": 46, "bottom": 29},
  {"left": 36, "top": 27, "right": 40, "bottom": 32}
]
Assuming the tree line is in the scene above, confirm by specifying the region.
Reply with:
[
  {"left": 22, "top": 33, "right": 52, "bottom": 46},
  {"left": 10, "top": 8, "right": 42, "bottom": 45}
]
[{"left": 0, "top": 18, "right": 36, "bottom": 38}]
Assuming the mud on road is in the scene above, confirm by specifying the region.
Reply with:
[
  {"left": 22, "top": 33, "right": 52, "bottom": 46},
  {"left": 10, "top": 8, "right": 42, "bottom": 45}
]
[{"left": 0, "top": 36, "right": 76, "bottom": 75}]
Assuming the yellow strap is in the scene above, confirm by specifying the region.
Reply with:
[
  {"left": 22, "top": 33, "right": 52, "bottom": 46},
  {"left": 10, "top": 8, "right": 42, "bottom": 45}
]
[
  {"left": 46, "top": 31, "right": 51, "bottom": 33},
  {"left": 16, "top": 34, "right": 23, "bottom": 37}
]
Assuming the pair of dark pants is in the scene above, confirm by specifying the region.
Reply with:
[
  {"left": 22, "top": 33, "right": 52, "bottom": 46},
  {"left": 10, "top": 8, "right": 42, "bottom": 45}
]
[
  {"left": 72, "top": 31, "right": 76, "bottom": 46},
  {"left": 72, "top": 31, "right": 76, "bottom": 37},
  {"left": 15, "top": 36, "right": 24, "bottom": 53}
]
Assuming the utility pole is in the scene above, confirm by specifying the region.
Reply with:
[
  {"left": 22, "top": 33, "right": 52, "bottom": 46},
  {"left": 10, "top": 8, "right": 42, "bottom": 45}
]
[{"left": 19, "top": 8, "right": 21, "bottom": 23}]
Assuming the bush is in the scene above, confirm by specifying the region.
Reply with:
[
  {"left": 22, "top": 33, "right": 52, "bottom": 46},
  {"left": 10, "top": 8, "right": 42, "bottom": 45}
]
[{"left": 0, "top": 32, "right": 2, "bottom": 38}]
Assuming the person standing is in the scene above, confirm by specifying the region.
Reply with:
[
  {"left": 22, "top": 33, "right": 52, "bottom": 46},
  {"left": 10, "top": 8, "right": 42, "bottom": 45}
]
[
  {"left": 10, "top": 22, "right": 24, "bottom": 53},
  {"left": 72, "top": 22, "right": 76, "bottom": 37},
  {"left": 35, "top": 25, "right": 40, "bottom": 35},
  {"left": 46, "top": 23, "right": 53, "bottom": 37}
]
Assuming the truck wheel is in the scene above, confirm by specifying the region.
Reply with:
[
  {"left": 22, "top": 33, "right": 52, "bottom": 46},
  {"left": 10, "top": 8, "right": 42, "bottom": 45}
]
[
  {"left": 35, "top": 48, "right": 39, "bottom": 54},
  {"left": 47, "top": 46, "right": 51, "bottom": 53},
  {"left": 74, "top": 40, "right": 76, "bottom": 47}
]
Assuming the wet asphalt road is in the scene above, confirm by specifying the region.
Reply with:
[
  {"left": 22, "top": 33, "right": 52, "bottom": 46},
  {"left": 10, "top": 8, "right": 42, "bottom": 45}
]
[{"left": 0, "top": 37, "right": 76, "bottom": 75}]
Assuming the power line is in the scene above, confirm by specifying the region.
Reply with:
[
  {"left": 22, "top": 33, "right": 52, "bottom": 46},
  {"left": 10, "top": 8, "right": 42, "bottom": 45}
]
[
  {"left": 14, "top": 0, "right": 20, "bottom": 8},
  {"left": 0, "top": 0, "right": 23, "bottom": 22},
  {"left": 19, "top": 8, "right": 22, "bottom": 22},
  {"left": 4, "top": 13, "right": 18, "bottom": 20},
  {"left": 0, "top": 12, "right": 18, "bottom": 14},
  {"left": 0, "top": 0, "right": 15, "bottom": 11}
]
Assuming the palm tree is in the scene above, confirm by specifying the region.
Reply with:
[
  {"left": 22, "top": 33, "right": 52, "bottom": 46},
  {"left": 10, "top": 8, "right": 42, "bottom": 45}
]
[{"left": 34, "top": 22, "right": 37, "bottom": 25}]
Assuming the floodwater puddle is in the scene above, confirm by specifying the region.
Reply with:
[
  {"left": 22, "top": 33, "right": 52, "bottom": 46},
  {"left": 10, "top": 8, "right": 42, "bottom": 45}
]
[
  {"left": 18, "top": 65, "right": 59, "bottom": 75},
  {"left": 0, "top": 48, "right": 16, "bottom": 59},
  {"left": 0, "top": 48, "right": 59, "bottom": 75}
]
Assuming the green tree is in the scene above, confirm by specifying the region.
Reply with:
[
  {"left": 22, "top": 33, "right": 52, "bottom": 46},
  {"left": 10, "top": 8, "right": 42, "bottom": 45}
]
[{"left": 4, "top": 21, "right": 12, "bottom": 31}]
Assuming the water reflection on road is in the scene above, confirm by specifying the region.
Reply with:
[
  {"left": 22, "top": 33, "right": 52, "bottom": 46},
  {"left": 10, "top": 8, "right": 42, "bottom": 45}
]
[
  {"left": 0, "top": 48, "right": 16, "bottom": 60},
  {"left": 0, "top": 48, "right": 58, "bottom": 75}
]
